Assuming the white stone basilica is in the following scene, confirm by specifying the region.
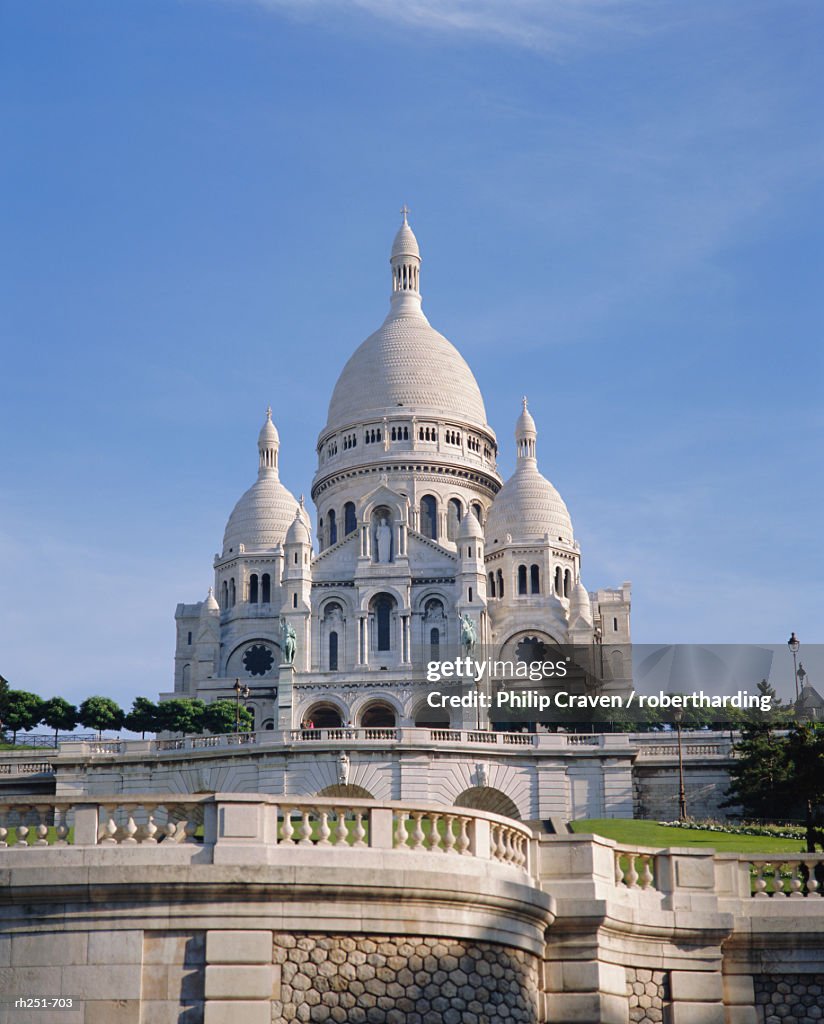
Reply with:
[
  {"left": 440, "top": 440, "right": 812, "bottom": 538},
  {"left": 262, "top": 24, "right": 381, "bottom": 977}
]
[{"left": 168, "top": 213, "right": 632, "bottom": 731}]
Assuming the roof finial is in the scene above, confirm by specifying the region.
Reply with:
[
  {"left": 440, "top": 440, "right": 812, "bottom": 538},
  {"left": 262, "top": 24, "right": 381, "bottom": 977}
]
[
  {"left": 522, "top": 395, "right": 528, "bottom": 411},
  {"left": 400, "top": 203, "right": 410, "bottom": 225},
  {"left": 266, "top": 405, "right": 272, "bottom": 421}
]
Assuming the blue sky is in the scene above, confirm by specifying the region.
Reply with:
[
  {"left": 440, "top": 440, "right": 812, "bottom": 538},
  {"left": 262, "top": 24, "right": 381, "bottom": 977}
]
[{"left": 1, "top": 0, "right": 822, "bottom": 711}]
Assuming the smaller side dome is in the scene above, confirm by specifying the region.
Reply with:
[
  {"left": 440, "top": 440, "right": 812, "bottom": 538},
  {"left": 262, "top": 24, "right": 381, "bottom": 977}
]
[
  {"left": 202, "top": 587, "right": 220, "bottom": 615},
  {"left": 286, "top": 507, "right": 311, "bottom": 546},
  {"left": 458, "top": 509, "right": 484, "bottom": 540}
]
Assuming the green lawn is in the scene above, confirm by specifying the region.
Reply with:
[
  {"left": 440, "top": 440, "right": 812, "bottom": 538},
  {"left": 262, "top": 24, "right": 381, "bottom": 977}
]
[{"left": 570, "top": 818, "right": 806, "bottom": 853}]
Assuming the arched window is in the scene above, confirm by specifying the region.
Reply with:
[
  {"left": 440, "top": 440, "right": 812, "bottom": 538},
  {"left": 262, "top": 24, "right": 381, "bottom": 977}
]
[
  {"left": 497, "top": 569, "right": 504, "bottom": 598},
  {"left": 564, "top": 569, "right": 571, "bottom": 597},
  {"left": 518, "top": 565, "right": 527, "bottom": 595},
  {"left": 344, "top": 501, "right": 357, "bottom": 535},
  {"left": 292, "top": 593, "right": 297, "bottom": 608},
  {"left": 488, "top": 572, "right": 496, "bottom": 598},
  {"left": 530, "top": 564, "right": 540, "bottom": 594},
  {"left": 230, "top": 578, "right": 236, "bottom": 606},
  {"left": 471, "top": 502, "right": 483, "bottom": 524},
  {"left": 447, "top": 498, "right": 463, "bottom": 541},
  {"left": 328, "top": 509, "right": 337, "bottom": 546},
  {"left": 375, "top": 595, "right": 392, "bottom": 651},
  {"left": 554, "top": 566, "right": 562, "bottom": 595},
  {"left": 221, "top": 580, "right": 228, "bottom": 608},
  {"left": 468, "top": 586, "right": 473, "bottom": 603},
  {"left": 420, "top": 495, "right": 437, "bottom": 540},
  {"left": 329, "top": 631, "right": 338, "bottom": 671},
  {"left": 430, "top": 627, "right": 440, "bottom": 654},
  {"left": 261, "top": 573, "right": 271, "bottom": 603},
  {"left": 249, "top": 573, "right": 259, "bottom": 604}
]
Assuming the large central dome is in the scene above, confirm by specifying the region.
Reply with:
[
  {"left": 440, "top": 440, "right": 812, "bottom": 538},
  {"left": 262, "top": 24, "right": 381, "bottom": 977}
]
[
  {"left": 326, "top": 315, "right": 488, "bottom": 430},
  {"left": 324, "top": 213, "right": 489, "bottom": 433}
]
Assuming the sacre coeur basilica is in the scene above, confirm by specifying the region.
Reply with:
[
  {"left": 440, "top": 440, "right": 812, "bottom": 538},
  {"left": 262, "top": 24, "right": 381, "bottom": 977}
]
[{"left": 167, "top": 211, "right": 633, "bottom": 756}]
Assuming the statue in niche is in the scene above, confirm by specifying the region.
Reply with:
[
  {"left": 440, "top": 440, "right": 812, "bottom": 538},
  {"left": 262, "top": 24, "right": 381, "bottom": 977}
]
[
  {"left": 337, "top": 752, "right": 350, "bottom": 786},
  {"left": 375, "top": 516, "right": 392, "bottom": 563},
  {"left": 280, "top": 619, "right": 297, "bottom": 665},
  {"left": 476, "top": 763, "right": 489, "bottom": 788}
]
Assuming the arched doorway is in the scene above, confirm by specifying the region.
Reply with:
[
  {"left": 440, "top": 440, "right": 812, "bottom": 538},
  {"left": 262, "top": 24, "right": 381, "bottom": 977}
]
[
  {"left": 360, "top": 702, "right": 396, "bottom": 728},
  {"left": 414, "top": 703, "right": 450, "bottom": 729},
  {"left": 303, "top": 703, "right": 343, "bottom": 728}
]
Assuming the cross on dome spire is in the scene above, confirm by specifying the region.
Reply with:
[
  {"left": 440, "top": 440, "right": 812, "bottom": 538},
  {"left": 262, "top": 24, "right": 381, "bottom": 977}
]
[{"left": 400, "top": 203, "right": 411, "bottom": 224}]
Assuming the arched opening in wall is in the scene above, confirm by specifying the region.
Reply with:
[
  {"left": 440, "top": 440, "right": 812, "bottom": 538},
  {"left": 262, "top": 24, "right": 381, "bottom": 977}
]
[
  {"left": 454, "top": 786, "right": 521, "bottom": 821},
  {"left": 328, "top": 509, "right": 337, "bottom": 546},
  {"left": 564, "top": 569, "right": 571, "bottom": 598},
  {"left": 471, "top": 502, "right": 483, "bottom": 525},
  {"left": 488, "top": 572, "right": 496, "bottom": 598},
  {"left": 419, "top": 494, "right": 437, "bottom": 540},
  {"left": 414, "top": 703, "right": 450, "bottom": 729},
  {"left": 370, "top": 593, "right": 396, "bottom": 652},
  {"left": 429, "top": 626, "right": 440, "bottom": 656},
  {"left": 329, "top": 631, "right": 339, "bottom": 671},
  {"left": 304, "top": 703, "right": 343, "bottom": 728},
  {"left": 181, "top": 663, "right": 191, "bottom": 692},
  {"left": 360, "top": 702, "right": 396, "bottom": 728},
  {"left": 249, "top": 573, "right": 259, "bottom": 603},
  {"left": 261, "top": 573, "right": 271, "bottom": 603},
  {"left": 316, "top": 784, "right": 375, "bottom": 800},
  {"left": 609, "top": 649, "right": 624, "bottom": 680},
  {"left": 517, "top": 565, "right": 527, "bottom": 595},
  {"left": 261, "top": 719, "right": 275, "bottom": 730},
  {"left": 344, "top": 501, "right": 357, "bottom": 536},
  {"left": 496, "top": 569, "right": 504, "bottom": 598},
  {"left": 221, "top": 580, "right": 229, "bottom": 608},
  {"left": 530, "top": 564, "right": 540, "bottom": 594},
  {"left": 554, "top": 566, "right": 562, "bottom": 595},
  {"left": 447, "top": 498, "right": 463, "bottom": 541},
  {"left": 230, "top": 578, "right": 236, "bottom": 606}
]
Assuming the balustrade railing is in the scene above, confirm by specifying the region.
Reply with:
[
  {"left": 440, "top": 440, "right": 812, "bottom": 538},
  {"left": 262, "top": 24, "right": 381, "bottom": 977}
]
[
  {"left": 614, "top": 847, "right": 658, "bottom": 890},
  {"left": 0, "top": 761, "right": 53, "bottom": 775},
  {"left": 0, "top": 795, "right": 532, "bottom": 871},
  {"left": 748, "top": 857, "right": 824, "bottom": 898}
]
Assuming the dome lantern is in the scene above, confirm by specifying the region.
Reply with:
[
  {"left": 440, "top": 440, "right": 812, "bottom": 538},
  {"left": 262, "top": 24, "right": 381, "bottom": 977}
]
[
  {"left": 516, "top": 396, "right": 537, "bottom": 463},
  {"left": 389, "top": 205, "right": 422, "bottom": 314},
  {"left": 258, "top": 406, "right": 280, "bottom": 476}
]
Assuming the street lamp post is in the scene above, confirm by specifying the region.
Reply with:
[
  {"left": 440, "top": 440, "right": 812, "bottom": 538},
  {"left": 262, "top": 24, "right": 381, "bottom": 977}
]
[
  {"left": 233, "top": 679, "right": 250, "bottom": 733},
  {"left": 673, "top": 708, "right": 687, "bottom": 821},
  {"left": 788, "top": 633, "right": 800, "bottom": 701}
]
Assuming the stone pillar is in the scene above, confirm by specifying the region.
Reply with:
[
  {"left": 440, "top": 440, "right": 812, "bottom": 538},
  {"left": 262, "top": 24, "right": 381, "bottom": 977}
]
[
  {"left": 668, "top": 970, "right": 724, "bottom": 1022},
  {"left": 277, "top": 665, "right": 295, "bottom": 730},
  {"left": 722, "top": 974, "right": 757, "bottom": 1024},
  {"left": 204, "top": 930, "right": 278, "bottom": 1024},
  {"left": 544, "top": 960, "right": 629, "bottom": 1024}
]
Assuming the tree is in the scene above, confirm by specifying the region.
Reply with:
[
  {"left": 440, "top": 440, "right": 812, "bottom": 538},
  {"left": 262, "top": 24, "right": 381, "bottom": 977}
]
[
  {"left": 156, "top": 699, "right": 206, "bottom": 736},
  {"left": 125, "top": 697, "right": 160, "bottom": 738},
  {"left": 202, "top": 699, "right": 253, "bottom": 735},
  {"left": 4, "top": 690, "right": 44, "bottom": 744},
  {"left": 784, "top": 724, "right": 824, "bottom": 852},
  {"left": 41, "top": 697, "right": 78, "bottom": 746},
  {"left": 78, "top": 696, "right": 124, "bottom": 740}
]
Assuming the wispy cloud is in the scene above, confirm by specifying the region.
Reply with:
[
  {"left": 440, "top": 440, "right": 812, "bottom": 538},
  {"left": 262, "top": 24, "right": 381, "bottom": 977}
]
[{"left": 229, "top": 0, "right": 670, "bottom": 53}]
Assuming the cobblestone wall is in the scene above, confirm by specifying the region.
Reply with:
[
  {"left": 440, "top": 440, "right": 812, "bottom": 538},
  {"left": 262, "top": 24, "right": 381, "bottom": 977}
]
[
  {"left": 271, "top": 933, "right": 540, "bottom": 1024},
  {"left": 754, "top": 974, "right": 824, "bottom": 1023},
  {"left": 626, "top": 967, "right": 669, "bottom": 1024}
]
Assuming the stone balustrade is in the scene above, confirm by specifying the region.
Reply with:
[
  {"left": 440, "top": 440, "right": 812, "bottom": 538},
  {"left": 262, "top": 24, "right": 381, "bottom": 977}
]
[{"left": 0, "top": 794, "right": 532, "bottom": 870}]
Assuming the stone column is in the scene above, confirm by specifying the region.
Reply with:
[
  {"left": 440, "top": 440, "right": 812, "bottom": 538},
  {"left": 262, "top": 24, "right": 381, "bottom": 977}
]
[{"left": 204, "top": 930, "right": 278, "bottom": 1024}]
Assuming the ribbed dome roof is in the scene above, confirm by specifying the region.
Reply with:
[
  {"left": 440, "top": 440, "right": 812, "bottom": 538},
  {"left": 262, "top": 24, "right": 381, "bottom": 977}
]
[
  {"left": 326, "top": 312, "right": 488, "bottom": 430},
  {"left": 485, "top": 463, "right": 574, "bottom": 547},
  {"left": 222, "top": 475, "right": 299, "bottom": 554}
]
